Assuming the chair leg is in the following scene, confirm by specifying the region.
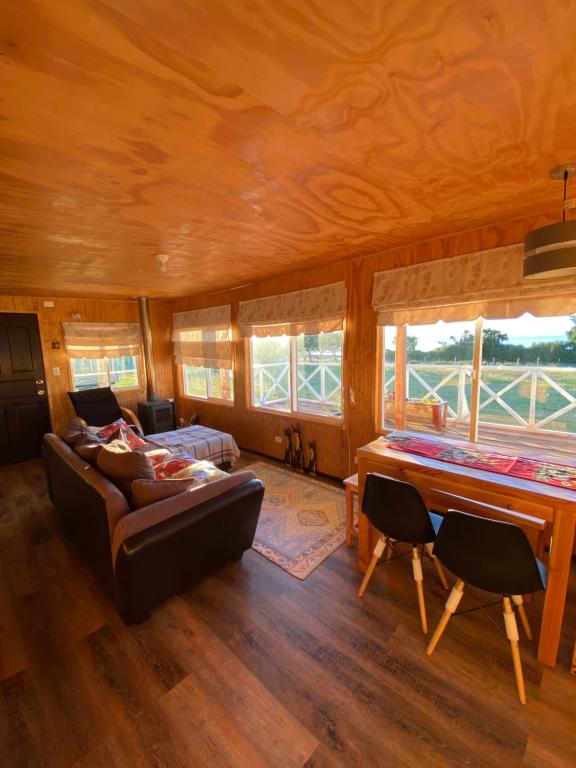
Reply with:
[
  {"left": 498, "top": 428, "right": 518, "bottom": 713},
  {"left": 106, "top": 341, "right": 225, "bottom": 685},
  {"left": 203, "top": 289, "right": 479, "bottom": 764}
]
[
  {"left": 511, "top": 595, "right": 533, "bottom": 641},
  {"left": 345, "top": 487, "right": 354, "bottom": 547},
  {"left": 503, "top": 597, "right": 527, "bottom": 704},
  {"left": 426, "top": 579, "right": 465, "bottom": 655},
  {"left": 412, "top": 546, "right": 427, "bottom": 633},
  {"left": 385, "top": 539, "right": 395, "bottom": 561},
  {"left": 424, "top": 542, "right": 449, "bottom": 590},
  {"left": 357, "top": 536, "right": 387, "bottom": 597}
]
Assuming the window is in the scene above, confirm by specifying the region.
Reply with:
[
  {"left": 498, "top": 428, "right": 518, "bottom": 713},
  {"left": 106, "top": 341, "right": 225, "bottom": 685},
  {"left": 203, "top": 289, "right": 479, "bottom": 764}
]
[
  {"left": 173, "top": 306, "right": 234, "bottom": 403},
  {"left": 182, "top": 330, "right": 234, "bottom": 401},
  {"left": 380, "top": 314, "right": 576, "bottom": 455},
  {"left": 250, "top": 330, "right": 343, "bottom": 419},
  {"left": 183, "top": 365, "right": 234, "bottom": 401},
  {"left": 477, "top": 315, "right": 576, "bottom": 444},
  {"left": 63, "top": 321, "right": 142, "bottom": 392},
  {"left": 70, "top": 355, "right": 139, "bottom": 391}
]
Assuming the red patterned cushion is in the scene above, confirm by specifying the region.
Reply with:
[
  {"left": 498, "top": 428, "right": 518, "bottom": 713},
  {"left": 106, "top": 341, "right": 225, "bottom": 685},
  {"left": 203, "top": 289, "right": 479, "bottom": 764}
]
[
  {"left": 96, "top": 419, "right": 127, "bottom": 441},
  {"left": 154, "top": 455, "right": 196, "bottom": 480},
  {"left": 110, "top": 425, "right": 147, "bottom": 450}
]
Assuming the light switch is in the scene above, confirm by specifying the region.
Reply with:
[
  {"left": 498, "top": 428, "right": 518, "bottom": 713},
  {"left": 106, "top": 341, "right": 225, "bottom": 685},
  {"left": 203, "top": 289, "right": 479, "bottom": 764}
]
[{"left": 53, "top": 367, "right": 61, "bottom": 376}]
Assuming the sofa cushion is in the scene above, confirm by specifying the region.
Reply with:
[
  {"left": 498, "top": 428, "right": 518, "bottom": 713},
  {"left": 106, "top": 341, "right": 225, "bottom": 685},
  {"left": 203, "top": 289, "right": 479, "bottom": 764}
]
[
  {"left": 74, "top": 439, "right": 105, "bottom": 463},
  {"left": 170, "top": 459, "right": 229, "bottom": 484},
  {"left": 97, "top": 441, "right": 155, "bottom": 497},
  {"left": 135, "top": 446, "right": 172, "bottom": 465},
  {"left": 153, "top": 454, "right": 196, "bottom": 479},
  {"left": 131, "top": 478, "right": 197, "bottom": 509},
  {"left": 108, "top": 425, "right": 147, "bottom": 450},
  {"left": 59, "top": 417, "right": 89, "bottom": 446},
  {"left": 112, "top": 471, "right": 258, "bottom": 563},
  {"left": 71, "top": 429, "right": 106, "bottom": 463},
  {"left": 96, "top": 418, "right": 128, "bottom": 441}
]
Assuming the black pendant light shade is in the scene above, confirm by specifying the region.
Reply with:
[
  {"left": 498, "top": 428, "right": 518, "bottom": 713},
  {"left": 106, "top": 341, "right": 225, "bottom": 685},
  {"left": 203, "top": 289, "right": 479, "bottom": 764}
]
[{"left": 523, "top": 220, "right": 576, "bottom": 279}]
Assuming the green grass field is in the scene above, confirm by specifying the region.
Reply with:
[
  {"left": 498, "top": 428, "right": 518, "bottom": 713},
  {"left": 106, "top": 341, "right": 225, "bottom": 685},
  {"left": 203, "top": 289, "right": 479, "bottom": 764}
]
[{"left": 403, "top": 365, "right": 576, "bottom": 433}]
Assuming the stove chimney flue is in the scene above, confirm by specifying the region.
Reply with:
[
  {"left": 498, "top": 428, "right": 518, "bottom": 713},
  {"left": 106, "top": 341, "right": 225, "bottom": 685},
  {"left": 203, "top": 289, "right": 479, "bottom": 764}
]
[{"left": 138, "top": 296, "right": 157, "bottom": 401}]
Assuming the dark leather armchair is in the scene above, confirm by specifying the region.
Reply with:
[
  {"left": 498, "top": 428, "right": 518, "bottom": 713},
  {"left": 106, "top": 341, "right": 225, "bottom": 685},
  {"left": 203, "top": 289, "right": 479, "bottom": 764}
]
[{"left": 68, "top": 386, "right": 144, "bottom": 434}]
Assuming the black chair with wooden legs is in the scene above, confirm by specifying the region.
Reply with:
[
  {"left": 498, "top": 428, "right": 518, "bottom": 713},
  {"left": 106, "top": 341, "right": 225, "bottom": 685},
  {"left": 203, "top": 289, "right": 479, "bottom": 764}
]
[
  {"left": 357, "top": 473, "right": 449, "bottom": 634},
  {"left": 426, "top": 511, "right": 547, "bottom": 704}
]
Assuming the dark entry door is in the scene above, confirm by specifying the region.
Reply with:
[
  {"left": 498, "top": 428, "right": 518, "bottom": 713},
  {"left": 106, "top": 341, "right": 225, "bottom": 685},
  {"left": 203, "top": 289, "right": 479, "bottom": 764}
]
[{"left": 0, "top": 313, "right": 51, "bottom": 465}]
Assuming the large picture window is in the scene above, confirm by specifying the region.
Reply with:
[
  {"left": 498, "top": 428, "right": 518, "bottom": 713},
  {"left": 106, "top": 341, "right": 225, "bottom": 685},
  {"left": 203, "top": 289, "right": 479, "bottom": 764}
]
[
  {"left": 250, "top": 331, "right": 343, "bottom": 419},
  {"left": 380, "top": 314, "right": 576, "bottom": 456}
]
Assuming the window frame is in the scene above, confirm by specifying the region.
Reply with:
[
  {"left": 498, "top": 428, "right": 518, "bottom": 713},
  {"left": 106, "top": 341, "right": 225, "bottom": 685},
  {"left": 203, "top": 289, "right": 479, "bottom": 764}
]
[
  {"left": 246, "top": 333, "right": 345, "bottom": 425},
  {"left": 178, "top": 324, "right": 235, "bottom": 405},
  {"left": 377, "top": 315, "right": 576, "bottom": 446},
  {"left": 180, "top": 363, "right": 235, "bottom": 405},
  {"left": 68, "top": 354, "right": 142, "bottom": 393}
]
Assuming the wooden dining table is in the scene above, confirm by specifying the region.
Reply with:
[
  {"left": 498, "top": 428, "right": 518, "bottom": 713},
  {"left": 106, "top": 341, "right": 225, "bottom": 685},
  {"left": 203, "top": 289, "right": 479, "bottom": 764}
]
[{"left": 357, "top": 434, "right": 576, "bottom": 668}]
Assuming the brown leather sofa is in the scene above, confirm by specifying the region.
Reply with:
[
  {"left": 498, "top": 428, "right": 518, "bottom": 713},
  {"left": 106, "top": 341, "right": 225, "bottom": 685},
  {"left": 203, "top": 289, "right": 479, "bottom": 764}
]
[{"left": 43, "top": 433, "right": 264, "bottom": 624}]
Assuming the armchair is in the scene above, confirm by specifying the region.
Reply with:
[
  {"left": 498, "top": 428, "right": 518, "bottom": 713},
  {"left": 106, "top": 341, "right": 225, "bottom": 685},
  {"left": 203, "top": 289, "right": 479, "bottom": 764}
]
[{"left": 68, "top": 386, "right": 144, "bottom": 434}]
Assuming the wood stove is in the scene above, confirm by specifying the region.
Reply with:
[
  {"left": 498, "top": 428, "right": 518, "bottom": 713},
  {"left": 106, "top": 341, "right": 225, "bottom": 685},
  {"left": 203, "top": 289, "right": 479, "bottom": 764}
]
[{"left": 137, "top": 399, "right": 175, "bottom": 435}]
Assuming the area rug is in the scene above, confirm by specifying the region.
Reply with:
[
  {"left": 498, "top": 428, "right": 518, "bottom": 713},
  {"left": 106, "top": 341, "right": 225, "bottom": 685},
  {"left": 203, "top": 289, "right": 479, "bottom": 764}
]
[{"left": 246, "top": 462, "right": 346, "bottom": 580}]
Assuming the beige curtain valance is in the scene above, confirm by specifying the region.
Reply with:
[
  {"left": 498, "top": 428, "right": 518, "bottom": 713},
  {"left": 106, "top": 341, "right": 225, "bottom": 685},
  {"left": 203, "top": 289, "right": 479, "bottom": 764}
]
[
  {"left": 63, "top": 322, "right": 142, "bottom": 359},
  {"left": 372, "top": 244, "right": 576, "bottom": 325},
  {"left": 172, "top": 304, "right": 231, "bottom": 332},
  {"left": 172, "top": 305, "right": 232, "bottom": 369},
  {"left": 238, "top": 281, "right": 346, "bottom": 337}
]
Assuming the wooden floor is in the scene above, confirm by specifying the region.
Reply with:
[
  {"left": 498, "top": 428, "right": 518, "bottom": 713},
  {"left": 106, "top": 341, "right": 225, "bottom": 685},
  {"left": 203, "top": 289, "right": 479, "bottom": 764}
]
[{"left": 1, "top": 458, "right": 575, "bottom": 768}]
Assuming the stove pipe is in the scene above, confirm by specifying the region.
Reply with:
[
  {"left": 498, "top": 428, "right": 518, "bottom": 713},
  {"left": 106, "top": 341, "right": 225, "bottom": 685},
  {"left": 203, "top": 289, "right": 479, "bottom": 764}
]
[{"left": 138, "top": 296, "right": 157, "bottom": 401}]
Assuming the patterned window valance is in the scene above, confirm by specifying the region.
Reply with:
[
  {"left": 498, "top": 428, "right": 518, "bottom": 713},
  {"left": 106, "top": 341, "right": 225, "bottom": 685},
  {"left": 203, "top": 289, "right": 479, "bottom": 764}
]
[
  {"left": 372, "top": 244, "right": 576, "bottom": 325},
  {"left": 172, "top": 304, "right": 232, "bottom": 369},
  {"left": 238, "top": 281, "right": 346, "bottom": 337},
  {"left": 63, "top": 322, "right": 142, "bottom": 359}
]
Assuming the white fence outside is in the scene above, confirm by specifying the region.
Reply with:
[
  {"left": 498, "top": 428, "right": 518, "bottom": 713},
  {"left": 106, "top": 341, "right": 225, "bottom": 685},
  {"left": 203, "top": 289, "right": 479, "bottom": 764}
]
[
  {"left": 253, "top": 361, "right": 342, "bottom": 411},
  {"left": 384, "top": 363, "right": 576, "bottom": 434}
]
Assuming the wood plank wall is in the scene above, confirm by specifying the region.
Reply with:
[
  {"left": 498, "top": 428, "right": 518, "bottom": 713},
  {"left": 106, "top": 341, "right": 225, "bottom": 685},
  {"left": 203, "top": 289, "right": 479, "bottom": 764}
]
[
  {"left": 169, "top": 210, "right": 560, "bottom": 478},
  {"left": 0, "top": 208, "right": 560, "bottom": 472},
  {"left": 0, "top": 296, "right": 174, "bottom": 433}
]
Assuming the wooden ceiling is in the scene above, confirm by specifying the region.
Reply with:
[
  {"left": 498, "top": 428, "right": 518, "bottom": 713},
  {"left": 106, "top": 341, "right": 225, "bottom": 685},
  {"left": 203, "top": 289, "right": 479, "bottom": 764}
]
[{"left": 1, "top": 1, "right": 576, "bottom": 299}]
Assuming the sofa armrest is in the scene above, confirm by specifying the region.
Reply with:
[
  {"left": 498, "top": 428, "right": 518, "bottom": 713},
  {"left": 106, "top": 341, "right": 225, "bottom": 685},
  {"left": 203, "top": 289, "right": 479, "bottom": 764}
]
[
  {"left": 120, "top": 406, "right": 144, "bottom": 436},
  {"left": 111, "top": 471, "right": 257, "bottom": 561},
  {"left": 113, "top": 477, "right": 264, "bottom": 623}
]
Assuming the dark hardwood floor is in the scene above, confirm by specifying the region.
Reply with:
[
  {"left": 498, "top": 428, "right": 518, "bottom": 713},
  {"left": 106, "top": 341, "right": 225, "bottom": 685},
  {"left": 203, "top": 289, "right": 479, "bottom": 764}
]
[{"left": 1, "top": 457, "right": 575, "bottom": 767}]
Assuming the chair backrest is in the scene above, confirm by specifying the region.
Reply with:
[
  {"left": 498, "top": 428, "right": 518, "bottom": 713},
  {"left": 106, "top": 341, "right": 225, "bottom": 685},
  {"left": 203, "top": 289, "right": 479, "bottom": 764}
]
[
  {"left": 68, "top": 387, "right": 123, "bottom": 427},
  {"left": 362, "top": 473, "right": 437, "bottom": 545},
  {"left": 433, "top": 510, "right": 546, "bottom": 595}
]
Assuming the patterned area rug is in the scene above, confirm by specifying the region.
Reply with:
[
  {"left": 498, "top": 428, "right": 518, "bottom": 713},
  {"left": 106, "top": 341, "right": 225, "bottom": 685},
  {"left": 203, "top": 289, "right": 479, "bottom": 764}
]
[{"left": 247, "top": 462, "right": 346, "bottom": 580}]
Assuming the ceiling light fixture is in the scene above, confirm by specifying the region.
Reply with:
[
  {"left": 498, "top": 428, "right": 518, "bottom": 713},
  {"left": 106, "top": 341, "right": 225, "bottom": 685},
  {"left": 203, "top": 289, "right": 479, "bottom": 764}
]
[
  {"left": 155, "top": 253, "right": 170, "bottom": 272},
  {"left": 523, "top": 163, "right": 576, "bottom": 279}
]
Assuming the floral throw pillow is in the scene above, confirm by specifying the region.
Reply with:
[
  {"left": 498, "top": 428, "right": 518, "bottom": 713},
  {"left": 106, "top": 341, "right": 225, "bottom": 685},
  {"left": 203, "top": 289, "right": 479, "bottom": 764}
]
[
  {"left": 154, "top": 454, "right": 196, "bottom": 480},
  {"left": 96, "top": 419, "right": 146, "bottom": 450},
  {"left": 96, "top": 418, "right": 127, "bottom": 441},
  {"left": 110, "top": 425, "right": 147, "bottom": 450},
  {"left": 169, "top": 460, "right": 228, "bottom": 484}
]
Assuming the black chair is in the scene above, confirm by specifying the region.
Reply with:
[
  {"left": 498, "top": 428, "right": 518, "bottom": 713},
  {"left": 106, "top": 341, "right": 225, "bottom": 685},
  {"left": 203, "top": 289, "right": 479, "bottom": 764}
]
[
  {"left": 357, "top": 473, "right": 449, "bottom": 633},
  {"left": 68, "top": 387, "right": 143, "bottom": 433},
  {"left": 426, "top": 510, "right": 547, "bottom": 704}
]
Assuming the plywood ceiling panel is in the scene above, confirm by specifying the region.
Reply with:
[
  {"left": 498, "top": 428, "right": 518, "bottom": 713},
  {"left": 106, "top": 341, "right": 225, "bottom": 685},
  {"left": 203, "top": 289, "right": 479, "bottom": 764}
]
[{"left": 1, "top": 0, "right": 576, "bottom": 298}]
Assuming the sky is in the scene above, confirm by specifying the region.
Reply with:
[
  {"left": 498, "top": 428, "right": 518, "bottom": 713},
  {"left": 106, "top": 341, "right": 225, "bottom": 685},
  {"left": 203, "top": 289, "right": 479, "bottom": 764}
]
[{"left": 392, "top": 314, "right": 573, "bottom": 352}]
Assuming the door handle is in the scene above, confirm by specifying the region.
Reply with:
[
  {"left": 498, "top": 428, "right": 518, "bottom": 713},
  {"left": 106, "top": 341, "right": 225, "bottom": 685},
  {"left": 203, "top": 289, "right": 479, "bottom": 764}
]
[
  {"left": 37, "top": 389, "right": 45, "bottom": 396},
  {"left": 35, "top": 379, "right": 44, "bottom": 385}
]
